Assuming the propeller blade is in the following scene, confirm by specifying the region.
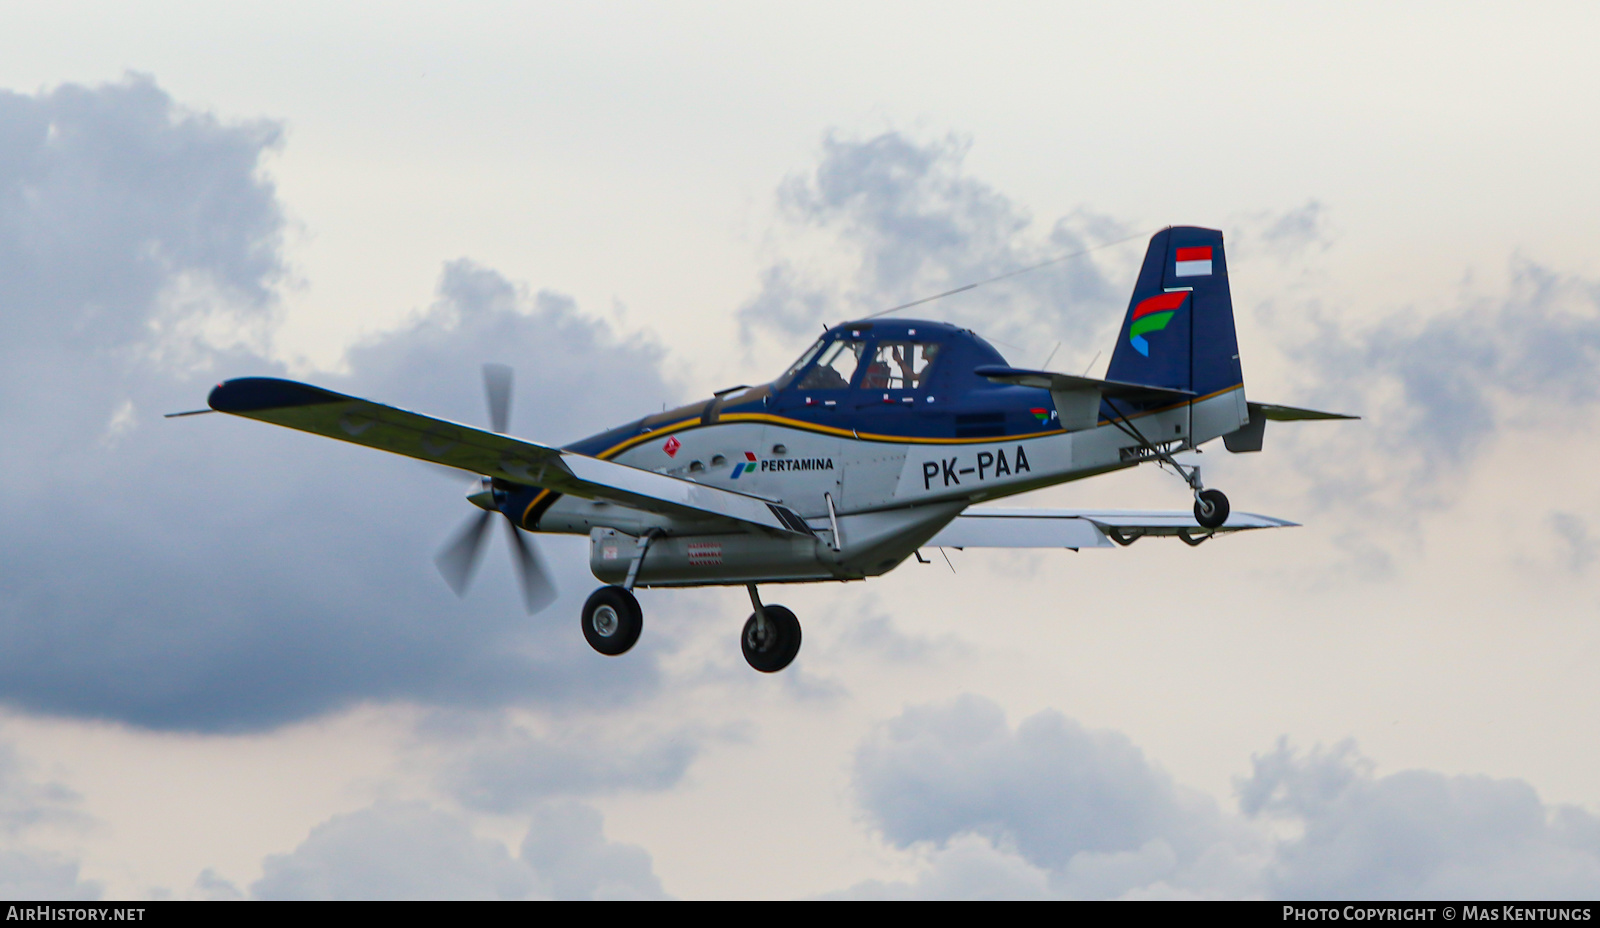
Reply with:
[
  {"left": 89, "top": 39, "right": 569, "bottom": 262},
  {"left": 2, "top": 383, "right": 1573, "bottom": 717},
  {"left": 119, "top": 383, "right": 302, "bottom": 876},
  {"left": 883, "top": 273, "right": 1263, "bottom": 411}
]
[
  {"left": 435, "top": 510, "right": 494, "bottom": 596},
  {"left": 502, "top": 517, "right": 557, "bottom": 614},
  {"left": 483, "top": 363, "right": 513, "bottom": 434}
]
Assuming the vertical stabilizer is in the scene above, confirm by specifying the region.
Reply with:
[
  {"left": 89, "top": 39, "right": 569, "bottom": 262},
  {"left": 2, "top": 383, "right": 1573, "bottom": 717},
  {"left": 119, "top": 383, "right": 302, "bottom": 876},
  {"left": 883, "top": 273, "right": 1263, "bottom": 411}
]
[{"left": 1104, "top": 227, "right": 1247, "bottom": 441}]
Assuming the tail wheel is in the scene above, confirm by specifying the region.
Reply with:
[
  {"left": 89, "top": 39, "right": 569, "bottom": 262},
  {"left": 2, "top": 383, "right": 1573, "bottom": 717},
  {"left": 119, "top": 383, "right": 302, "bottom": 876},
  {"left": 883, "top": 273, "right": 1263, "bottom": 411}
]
[
  {"left": 741, "top": 606, "right": 801, "bottom": 673},
  {"left": 582, "top": 586, "right": 642, "bottom": 656},
  {"left": 1194, "top": 489, "right": 1230, "bottom": 529}
]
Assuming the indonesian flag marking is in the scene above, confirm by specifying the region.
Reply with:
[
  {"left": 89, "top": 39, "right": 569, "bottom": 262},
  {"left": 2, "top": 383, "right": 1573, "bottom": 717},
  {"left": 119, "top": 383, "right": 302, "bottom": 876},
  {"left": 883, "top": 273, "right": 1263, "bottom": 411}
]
[{"left": 1174, "top": 246, "right": 1213, "bottom": 278}]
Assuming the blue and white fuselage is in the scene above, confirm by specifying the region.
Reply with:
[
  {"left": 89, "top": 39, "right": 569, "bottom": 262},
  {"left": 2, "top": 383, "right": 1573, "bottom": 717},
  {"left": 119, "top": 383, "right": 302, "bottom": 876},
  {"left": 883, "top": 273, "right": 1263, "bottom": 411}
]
[{"left": 520, "top": 313, "right": 1248, "bottom": 586}]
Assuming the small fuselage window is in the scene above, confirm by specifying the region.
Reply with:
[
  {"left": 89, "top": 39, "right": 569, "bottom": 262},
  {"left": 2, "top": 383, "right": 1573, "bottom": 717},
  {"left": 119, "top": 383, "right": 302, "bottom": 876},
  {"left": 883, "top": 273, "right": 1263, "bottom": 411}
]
[{"left": 859, "top": 342, "right": 938, "bottom": 390}]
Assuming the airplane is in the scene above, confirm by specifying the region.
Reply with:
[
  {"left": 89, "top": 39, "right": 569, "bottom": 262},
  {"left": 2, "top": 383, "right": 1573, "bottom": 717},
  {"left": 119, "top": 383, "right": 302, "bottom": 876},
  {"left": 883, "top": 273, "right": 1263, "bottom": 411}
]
[{"left": 196, "top": 226, "right": 1353, "bottom": 673}]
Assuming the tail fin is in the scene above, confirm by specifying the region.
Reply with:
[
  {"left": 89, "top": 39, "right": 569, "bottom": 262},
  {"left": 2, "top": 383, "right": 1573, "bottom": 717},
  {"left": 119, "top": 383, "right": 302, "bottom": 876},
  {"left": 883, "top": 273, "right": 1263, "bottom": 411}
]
[{"left": 1104, "top": 227, "right": 1248, "bottom": 442}]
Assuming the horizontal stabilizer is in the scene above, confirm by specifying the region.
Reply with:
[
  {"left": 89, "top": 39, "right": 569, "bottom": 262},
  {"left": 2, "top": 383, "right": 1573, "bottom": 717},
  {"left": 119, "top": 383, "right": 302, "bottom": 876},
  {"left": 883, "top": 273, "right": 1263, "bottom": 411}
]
[
  {"left": 926, "top": 506, "right": 1297, "bottom": 550},
  {"left": 973, "top": 365, "right": 1195, "bottom": 431},
  {"left": 207, "top": 377, "right": 813, "bottom": 538},
  {"left": 1251, "top": 402, "right": 1358, "bottom": 421},
  {"left": 973, "top": 366, "right": 1195, "bottom": 404},
  {"left": 1223, "top": 401, "right": 1359, "bottom": 453}
]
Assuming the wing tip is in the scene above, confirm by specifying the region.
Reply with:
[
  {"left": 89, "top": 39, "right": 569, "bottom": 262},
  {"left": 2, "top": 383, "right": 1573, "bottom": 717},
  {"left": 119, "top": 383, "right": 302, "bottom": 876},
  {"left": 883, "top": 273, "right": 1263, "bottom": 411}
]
[{"left": 209, "top": 377, "right": 348, "bottom": 414}]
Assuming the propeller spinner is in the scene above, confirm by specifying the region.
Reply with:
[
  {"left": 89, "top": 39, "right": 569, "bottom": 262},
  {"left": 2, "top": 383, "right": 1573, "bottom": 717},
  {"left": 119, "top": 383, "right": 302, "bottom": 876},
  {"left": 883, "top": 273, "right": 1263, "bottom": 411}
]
[{"left": 432, "top": 364, "right": 557, "bottom": 613}]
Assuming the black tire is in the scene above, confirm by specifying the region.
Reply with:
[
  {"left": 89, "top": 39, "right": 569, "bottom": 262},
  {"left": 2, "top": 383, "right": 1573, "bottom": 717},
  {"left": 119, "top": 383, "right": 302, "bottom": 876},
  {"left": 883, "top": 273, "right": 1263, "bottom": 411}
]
[
  {"left": 582, "top": 586, "right": 642, "bottom": 656},
  {"left": 741, "top": 605, "right": 801, "bottom": 673},
  {"left": 1194, "top": 489, "right": 1230, "bottom": 529}
]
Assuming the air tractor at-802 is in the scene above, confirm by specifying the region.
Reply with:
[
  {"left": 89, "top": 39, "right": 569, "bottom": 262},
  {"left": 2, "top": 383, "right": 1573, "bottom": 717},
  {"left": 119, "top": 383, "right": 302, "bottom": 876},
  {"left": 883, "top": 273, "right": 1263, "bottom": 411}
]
[{"left": 192, "top": 227, "right": 1354, "bottom": 673}]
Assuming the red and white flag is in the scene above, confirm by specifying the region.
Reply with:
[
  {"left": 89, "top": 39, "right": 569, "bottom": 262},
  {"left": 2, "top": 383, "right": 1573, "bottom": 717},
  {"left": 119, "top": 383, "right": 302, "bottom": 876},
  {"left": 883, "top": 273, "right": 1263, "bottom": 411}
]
[{"left": 1174, "top": 246, "right": 1213, "bottom": 277}]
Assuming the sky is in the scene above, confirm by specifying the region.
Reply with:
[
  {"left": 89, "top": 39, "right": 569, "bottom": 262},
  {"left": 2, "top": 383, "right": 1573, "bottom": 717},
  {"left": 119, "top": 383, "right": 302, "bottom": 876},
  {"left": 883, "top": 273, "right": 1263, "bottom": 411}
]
[{"left": 1, "top": 2, "right": 1599, "bottom": 900}]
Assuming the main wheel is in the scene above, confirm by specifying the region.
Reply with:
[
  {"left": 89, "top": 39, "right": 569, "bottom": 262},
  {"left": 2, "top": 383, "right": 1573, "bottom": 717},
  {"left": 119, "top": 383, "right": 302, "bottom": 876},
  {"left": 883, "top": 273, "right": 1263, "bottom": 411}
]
[
  {"left": 1194, "top": 489, "right": 1230, "bottom": 529},
  {"left": 741, "top": 605, "right": 801, "bottom": 673},
  {"left": 582, "top": 586, "right": 642, "bottom": 656}
]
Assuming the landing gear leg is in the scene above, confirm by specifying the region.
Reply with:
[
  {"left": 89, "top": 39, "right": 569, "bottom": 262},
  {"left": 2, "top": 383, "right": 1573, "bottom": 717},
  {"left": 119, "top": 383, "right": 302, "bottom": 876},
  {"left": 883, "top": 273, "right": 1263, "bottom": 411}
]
[
  {"left": 1155, "top": 454, "right": 1232, "bottom": 530},
  {"left": 1102, "top": 397, "right": 1230, "bottom": 530},
  {"left": 742, "top": 584, "right": 801, "bottom": 673},
  {"left": 582, "top": 530, "right": 658, "bottom": 656},
  {"left": 1165, "top": 460, "right": 1227, "bottom": 530}
]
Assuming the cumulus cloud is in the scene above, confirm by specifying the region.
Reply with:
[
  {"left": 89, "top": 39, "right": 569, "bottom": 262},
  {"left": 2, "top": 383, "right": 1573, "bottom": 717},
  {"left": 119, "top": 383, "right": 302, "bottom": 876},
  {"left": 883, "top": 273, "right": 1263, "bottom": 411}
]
[
  {"left": 739, "top": 131, "right": 1128, "bottom": 370},
  {"left": 251, "top": 801, "right": 538, "bottom": 900},
  {"left": 1228, "top": 200, "right": 1333, "bottom": 262},
  {"left": 0, "top": 73, "right": 283, "bottom": 358},
  {"left": 0, "top": 851, "right": 102, "bottom": 901},
  {"left": 0, "top": 742, "right": 101, "bottom": 900},
  {"left": 429, "top": 711, "right": 703, "bottom": 815},
  {"left": 1548, "top": 512, "right": 1598, "bottom": 573},
  {"left": 517, "top": 801, "right": 669, "bottom": 900},
  {"left": 0, "top": 77, "right": 683, "bottom": 732},
  {"left": 1241, "top": 739, "right": 1600, "bottom": 899},
  {"left": 249, "top": 799, "right": 666, "bottom": 900},
  {"left": 821, "top": 834, "right": 1055, "bottom": 901},
  {"left": 844, "top": 698, "right": 1600, "bottom": 899},
  {"left": 1275, "top": 258, "right": 1600, "bottom": 511},
  {"left": 0, "top": 745, "right": 83, "bottom": 836},
  {"left": 850, "top": 695, "right": 1257, "bottom": 899}
]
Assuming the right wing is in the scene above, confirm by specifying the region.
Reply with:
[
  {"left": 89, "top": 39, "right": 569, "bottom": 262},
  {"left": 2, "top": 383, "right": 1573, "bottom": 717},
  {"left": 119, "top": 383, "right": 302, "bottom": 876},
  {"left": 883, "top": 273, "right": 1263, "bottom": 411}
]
[
  {"left": 926, "top": 507, "right": 1298, "bottom": 549},
  {"left": 207, "top": 377, "right": 813, "bottom": 537}
]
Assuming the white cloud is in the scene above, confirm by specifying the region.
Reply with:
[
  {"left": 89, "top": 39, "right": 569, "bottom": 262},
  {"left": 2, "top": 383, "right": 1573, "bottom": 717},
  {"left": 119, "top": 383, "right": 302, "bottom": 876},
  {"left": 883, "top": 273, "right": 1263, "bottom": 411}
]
[
  {"left": 0, "top": 850, "right": 102, "bottom": 901},
  {"left": 249, "top": 799, "right": 667, "bottom": 901},
  {"left": 1241, "top": 739, "right": 1600, "bottom": 899},
  {"left": 0, "top": 742, "right": 100, "bottom": 900},
  {"left": 846, "top": 698, "right": 1600, "bottom": 899},
  {"left": 738, "top": 131, "right": 1127, "bottom": 373},
  {"left": 0, "top": 76, "right": 687, "bottom": 731},
  {"left": 251, "top": 801, "right": 539, "bottom": 900},
  {"left": 430, "top": 711, "right": 705, "bottom": 815}
]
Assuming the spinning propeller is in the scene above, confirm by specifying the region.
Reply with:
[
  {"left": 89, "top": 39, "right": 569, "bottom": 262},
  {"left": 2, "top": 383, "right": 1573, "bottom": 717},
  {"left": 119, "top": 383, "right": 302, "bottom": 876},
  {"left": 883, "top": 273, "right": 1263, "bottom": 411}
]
[{"left": 433, "top": 364, "right": 557, "bottom": 613}]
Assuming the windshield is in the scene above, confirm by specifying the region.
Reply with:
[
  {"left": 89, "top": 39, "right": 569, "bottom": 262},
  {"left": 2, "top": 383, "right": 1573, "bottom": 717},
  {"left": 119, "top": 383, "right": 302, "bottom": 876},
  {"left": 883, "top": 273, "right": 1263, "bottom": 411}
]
[
  {"left": 774, "top": 338, "right": 826, "bottom": 390},
  {"left": 797, "top": 339, "right": 865, "bottom": 390}
]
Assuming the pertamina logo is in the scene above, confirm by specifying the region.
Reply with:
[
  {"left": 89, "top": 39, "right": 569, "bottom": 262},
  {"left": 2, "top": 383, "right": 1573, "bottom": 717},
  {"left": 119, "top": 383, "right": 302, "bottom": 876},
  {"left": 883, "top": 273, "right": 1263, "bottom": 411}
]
[
  {"left": 729, "top": 451, "right": 834, "bottom": 479},
  {"left": 730, "top": 451, "right": 758, "bottom": 477}
]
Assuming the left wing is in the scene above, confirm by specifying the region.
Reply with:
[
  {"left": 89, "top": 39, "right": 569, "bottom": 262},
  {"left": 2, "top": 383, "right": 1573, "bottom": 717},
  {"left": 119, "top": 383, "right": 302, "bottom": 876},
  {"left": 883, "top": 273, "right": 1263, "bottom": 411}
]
[
  {"left": 926, "top": 507, "right": 1297, "bottom": 549},
  {"left": 207, "top": 377, "right": 814, "bottom": 537}
]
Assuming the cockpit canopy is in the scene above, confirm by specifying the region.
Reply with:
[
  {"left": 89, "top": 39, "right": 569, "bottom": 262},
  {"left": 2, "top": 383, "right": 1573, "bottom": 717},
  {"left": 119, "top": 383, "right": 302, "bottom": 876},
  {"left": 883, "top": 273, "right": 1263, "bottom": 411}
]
[{"left": 773, "top": 320, "right": 1007, "bottom": 395}]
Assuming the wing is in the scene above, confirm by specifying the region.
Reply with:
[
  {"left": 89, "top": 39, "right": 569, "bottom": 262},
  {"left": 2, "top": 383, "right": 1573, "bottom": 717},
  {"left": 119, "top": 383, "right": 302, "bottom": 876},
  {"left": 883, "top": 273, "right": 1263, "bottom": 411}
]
[
  {"left": 925, "top": 506, "right": 1298, "bottom": 549},
  {"left": 207, "top": 377, "right": 813, "bottom": 537}
]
